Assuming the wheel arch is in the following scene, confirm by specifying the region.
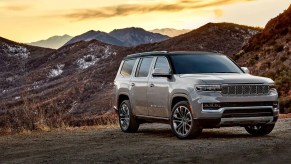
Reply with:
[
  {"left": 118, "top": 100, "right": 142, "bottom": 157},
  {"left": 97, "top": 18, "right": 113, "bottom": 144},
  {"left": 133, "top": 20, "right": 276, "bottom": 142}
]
[
  {"left": 170, "top": 93, "right": 199, "bottom": 118},
  {"left": 171, "top": 94, "right": 191, "bottom": 110},
  {"left": 118, "top": 93, "right": 130, "bottom": 110}
]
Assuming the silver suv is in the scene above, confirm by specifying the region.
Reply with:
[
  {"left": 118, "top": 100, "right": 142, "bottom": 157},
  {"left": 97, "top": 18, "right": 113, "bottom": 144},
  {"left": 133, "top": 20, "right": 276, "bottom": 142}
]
[{"left": 113, "top": 51, "right": 279, "bottom": 139}]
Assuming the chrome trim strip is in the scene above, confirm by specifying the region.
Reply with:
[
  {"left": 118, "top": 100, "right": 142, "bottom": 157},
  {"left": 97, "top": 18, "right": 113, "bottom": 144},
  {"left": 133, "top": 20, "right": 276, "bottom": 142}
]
[
  {"left": 220, "top": 116, "right": 274, "bottom": 125},
  {"left": 202, "top": 106, "right": 273, "bottom": 113},
  {"left": 136, "top": 115, "right": 169, "bottom": 120}
]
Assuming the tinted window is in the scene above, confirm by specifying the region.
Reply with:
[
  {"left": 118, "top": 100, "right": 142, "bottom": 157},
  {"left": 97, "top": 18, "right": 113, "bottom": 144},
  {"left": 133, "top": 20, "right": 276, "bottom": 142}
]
[
  {"left": 170, "top": 54, "right": 243, "bottom": 74},
  {"left": 154, "top": 57, "right": 171, "bottom": 72},
  {"left": 120, "top": 59, "right": 136, "bottom": 77},
  {"left": 136, "top": 58, "right": 153, "bottom": 77}
]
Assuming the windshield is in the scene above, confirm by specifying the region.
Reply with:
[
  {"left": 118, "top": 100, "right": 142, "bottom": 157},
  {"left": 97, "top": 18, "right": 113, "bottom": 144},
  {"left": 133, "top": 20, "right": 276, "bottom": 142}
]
[{"left": 170, "top": 54, "right": 243, "bottom": 74}]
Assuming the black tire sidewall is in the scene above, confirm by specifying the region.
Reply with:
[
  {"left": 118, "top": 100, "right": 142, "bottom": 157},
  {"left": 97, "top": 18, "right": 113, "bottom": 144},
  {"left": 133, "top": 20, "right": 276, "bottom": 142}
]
[
  {"left": 245, "top": 124, "right": 275, "bottom": 136},
  {"left": 118, "top": 100, "right": 139, "bottom": 133}
]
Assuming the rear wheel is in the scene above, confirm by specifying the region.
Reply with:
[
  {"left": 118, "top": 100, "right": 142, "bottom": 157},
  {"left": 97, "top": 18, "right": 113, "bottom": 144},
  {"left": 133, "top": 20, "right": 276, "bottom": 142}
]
[
  {"left": 245, "top": 124, "right": 275, "bottom": 136},
  {"left": 118, "top": 100, "right": 139, "bottom": 133},
  {"left": 170, "top": 101, "right": 202, "bottom": 139}
]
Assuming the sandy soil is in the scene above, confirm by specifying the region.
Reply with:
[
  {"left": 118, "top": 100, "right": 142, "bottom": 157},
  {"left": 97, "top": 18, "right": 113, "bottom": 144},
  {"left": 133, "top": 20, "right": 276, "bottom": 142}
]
[{"left": 0, "top": 118, "right": 291, "bottom": 163}]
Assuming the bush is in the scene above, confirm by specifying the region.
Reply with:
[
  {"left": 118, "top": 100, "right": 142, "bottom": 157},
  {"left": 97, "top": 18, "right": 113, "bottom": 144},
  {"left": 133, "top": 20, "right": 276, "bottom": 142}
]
[{"left": 280, "top": 98, "right": 291, "bottom": 114}]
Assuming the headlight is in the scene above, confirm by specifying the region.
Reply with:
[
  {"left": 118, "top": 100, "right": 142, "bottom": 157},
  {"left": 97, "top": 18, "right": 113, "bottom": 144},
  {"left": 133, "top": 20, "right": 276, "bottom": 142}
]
[
  {"left": 269, "top": 84, "right": 277, "bottom": 92},
  {"left": 195, "top": 85, "right": 221, "bottom": 92},
  {"left": 269, "top": 84, "right": 276, "bottom": 89}
]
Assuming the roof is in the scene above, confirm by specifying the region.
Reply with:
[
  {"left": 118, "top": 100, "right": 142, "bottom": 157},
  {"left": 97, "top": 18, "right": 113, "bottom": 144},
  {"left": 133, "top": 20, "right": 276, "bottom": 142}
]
[{"left": 124, "top": 51, "right": 223, "bottom": 59}]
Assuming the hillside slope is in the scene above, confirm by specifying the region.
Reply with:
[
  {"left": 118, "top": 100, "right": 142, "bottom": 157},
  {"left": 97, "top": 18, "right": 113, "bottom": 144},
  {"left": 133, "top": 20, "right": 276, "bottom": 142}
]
[
  {"left": 0, "top": 38, "right": 127, "bottom": 130},
  {"left": 0, "top": 37, "right": 54, "bottom": 89},
  {"left": 130, "top": 23, "right": 261, "bottom": 56},
  {"left": 235, "top": 5, "right": 291, "bottom": 112}
]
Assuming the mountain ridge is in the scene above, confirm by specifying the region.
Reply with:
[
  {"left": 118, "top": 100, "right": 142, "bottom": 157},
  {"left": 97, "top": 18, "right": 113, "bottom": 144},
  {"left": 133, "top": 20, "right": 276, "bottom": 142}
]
[
  {"left": 64, "top": 30, "right": 126, "bottom": 47},
  {"left": 28, "top": 34, "right": 73, "bottom": 49},
  {"left": 150, "top": 28, "right": 191, "bottom": 37},
  {"left": 109, "top": 27, "right": 169, "bottom": 47}
]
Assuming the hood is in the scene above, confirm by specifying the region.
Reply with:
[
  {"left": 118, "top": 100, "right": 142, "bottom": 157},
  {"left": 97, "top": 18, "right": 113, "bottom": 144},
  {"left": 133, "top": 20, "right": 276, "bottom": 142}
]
[{"left": 179, "top": 73, "right": 274, "bottom": 84}]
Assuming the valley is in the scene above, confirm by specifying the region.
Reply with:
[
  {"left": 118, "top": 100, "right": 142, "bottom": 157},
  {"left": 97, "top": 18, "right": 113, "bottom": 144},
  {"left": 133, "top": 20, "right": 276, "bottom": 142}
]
[{"left": 0, "top": 5, "right": 290, "bottom": 132}]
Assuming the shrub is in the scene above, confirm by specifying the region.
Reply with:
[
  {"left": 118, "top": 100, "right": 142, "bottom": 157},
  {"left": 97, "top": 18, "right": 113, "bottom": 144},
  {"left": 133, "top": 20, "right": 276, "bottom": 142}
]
[{"left": 280, "top": 97, "right": 291, "bottom": 114}]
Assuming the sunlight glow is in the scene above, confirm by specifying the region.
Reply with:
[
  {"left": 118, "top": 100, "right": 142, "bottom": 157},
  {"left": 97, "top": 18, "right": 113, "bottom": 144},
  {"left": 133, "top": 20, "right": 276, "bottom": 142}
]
[{"left": 0, "top": 0, "right": 289, "bottom": 42}]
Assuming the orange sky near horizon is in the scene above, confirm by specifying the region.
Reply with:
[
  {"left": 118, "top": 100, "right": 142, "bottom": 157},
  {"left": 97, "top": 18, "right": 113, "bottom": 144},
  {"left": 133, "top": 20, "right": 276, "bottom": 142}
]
[{"left": 0, "top": 0, "right": 290, "bottom": 43}]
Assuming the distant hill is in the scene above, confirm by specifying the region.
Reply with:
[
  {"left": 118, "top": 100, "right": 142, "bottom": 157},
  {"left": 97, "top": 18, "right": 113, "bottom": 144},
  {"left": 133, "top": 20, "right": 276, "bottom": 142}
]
[
  {"left": 150, "top": 28, "right": 191, "bottom": 37},
  {"left": 64, "top": 30, "right": 126, "bottom": 47},
  {"left": 28, "top": 34, "right": 72, "bottom": 49},
  {"left": 64, "top": 28, "right": 170, "bottom": 48},
  {"left": 235, "top": 5, "right": 291, "bottom": 113},
  {"left": 109, "top": 27, "right": 169, "bottom": 47}
]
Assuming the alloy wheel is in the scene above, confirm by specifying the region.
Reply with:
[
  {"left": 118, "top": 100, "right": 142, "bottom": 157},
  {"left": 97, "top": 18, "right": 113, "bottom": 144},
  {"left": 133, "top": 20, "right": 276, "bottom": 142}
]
[
  {"left": 172, "top": 106, "right": 193, "bottom": 137},
  {"left": 119, "top": 103, "right": 130, "bottom": 130}
]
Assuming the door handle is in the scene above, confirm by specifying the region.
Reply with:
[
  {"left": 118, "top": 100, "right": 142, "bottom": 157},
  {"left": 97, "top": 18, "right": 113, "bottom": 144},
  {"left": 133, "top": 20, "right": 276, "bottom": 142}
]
[
  {"left": 149, "top": 83, "right": 154, "bottom": 87},
  {"left": 130, "top": 83, "right": 135, "bottom": 87}
]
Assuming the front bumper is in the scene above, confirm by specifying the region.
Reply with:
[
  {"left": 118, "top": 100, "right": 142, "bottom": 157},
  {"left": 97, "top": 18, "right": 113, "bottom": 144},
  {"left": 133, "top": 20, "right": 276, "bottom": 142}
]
[{"left": 189, "top": 91, "right": 279, "bottom": 127}]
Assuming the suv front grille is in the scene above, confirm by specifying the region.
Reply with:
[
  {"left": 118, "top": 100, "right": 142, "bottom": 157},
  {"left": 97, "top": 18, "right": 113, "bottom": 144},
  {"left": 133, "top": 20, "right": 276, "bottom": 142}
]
[{"left": 222, "top": 84, "right": 269, "bottom": 96}]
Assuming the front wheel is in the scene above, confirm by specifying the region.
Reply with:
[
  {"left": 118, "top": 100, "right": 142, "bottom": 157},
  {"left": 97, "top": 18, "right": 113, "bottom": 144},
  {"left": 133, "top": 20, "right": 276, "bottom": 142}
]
[
  {"left": 170, "top": 101, "right": 202, "bottom": 139},
  {"left": 245, "top": 124, "right": 275, "bottom": 136},
  {"left": 118, "top": 100, "right": 139, "bottom": 133}
]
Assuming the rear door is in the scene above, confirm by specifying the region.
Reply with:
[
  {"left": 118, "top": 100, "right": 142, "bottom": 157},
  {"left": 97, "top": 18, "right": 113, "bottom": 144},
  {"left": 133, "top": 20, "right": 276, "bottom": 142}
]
[
  {"left": 129, "top": 57, "right": 154, "bottom": 116},
  {"left": 147, "top": 56, "right": 171, "bottom": 118}
]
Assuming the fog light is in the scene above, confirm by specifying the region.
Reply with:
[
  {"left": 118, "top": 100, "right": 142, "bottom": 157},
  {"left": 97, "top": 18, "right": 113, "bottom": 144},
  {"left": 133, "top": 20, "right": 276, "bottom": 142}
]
[
  {"left": 273, "top": 101, "right": 279, "bottom": 108},
  {"left": 203, "top": 103, "right": 221, "bottom": 110}
]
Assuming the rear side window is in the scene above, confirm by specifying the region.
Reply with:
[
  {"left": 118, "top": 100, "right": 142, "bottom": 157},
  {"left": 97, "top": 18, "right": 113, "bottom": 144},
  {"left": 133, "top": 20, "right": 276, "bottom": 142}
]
[
  {"left": 120, "top": 59, "right": 136, "bottom": 77},
  {"left": 136, "top": 57, "right": 153, "bottom": 77},
  {"left": 154, "top": 57, "right": 171, "bottom": 72}
]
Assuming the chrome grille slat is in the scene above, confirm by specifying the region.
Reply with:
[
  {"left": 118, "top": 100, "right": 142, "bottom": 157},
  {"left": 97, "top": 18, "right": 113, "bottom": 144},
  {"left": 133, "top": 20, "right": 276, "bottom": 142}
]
[{"left": 222, "top": 84, "right": 269, "bottom": 96}]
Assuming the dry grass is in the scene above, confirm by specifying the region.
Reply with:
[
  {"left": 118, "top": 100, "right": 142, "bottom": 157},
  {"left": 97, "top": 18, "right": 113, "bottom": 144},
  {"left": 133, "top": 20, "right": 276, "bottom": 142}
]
[
  {"left": 0, "top": 110, "right": 118, "bottom": 135},
  {"left": 279, "top": 113, "right": 291, "bottom": 119}
]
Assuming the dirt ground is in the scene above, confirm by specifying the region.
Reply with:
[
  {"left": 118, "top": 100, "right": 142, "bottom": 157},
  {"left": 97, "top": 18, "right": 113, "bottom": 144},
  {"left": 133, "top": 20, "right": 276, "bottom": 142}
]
[{"left": 0, "top": 118, "right": 291, "bottom": 164}]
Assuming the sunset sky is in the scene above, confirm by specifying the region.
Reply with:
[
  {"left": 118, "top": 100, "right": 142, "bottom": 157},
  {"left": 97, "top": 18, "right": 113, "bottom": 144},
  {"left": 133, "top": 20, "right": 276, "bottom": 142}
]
[{"left": 0, "top": 0, "right": 290, "bottom": 43}]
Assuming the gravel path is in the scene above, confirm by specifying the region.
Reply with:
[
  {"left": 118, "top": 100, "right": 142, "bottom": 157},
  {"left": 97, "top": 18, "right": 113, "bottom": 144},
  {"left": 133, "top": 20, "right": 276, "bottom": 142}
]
[{"left": 0, "top": 118, "right": 291, "bottom": 163}]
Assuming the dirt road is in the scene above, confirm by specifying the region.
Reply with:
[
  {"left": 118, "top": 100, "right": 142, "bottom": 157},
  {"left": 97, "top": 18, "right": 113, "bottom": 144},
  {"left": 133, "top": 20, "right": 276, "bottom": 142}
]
[{"left": 1, "top": 118, "right": 291, "bottom": 163}]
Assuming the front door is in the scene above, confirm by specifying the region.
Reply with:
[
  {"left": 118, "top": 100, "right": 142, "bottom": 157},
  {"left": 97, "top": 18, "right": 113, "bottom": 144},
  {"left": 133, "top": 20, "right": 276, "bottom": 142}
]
[
  {"left": 129, "top": 57, "right": 154, "bottom": 116},
  {"left": 147, "top": 56, "right": 171, "bottom": 118}
]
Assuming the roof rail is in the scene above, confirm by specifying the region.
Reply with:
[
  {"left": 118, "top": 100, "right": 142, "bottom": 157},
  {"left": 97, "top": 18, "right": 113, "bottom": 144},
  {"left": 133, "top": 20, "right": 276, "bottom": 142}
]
[{"left": 126, "top": 51, "right": 168, "bottom": 58}]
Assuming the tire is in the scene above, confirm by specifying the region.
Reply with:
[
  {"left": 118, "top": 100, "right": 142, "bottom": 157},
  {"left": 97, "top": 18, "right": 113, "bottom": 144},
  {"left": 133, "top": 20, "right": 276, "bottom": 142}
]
[
  {"left": 245, "top": 124, "right": 275, "bottom": 136},
  {"left": 170, "top": 101, "right": 202, "bottom": 139},
  {"left": 118, "top": 100, "right": 139, "bottom": 133}
]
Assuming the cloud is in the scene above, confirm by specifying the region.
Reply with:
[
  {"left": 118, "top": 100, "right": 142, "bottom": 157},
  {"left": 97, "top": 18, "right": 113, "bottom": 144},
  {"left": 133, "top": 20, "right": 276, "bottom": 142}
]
[
  {"left": 63, "top": 0, "right": 256, "bottom": 21},
  {"left": 214, "top": 9, "right": 224, "bottom": 17},
  {"left": 0, "top": 5, "right": 31, "bottom": 11}
]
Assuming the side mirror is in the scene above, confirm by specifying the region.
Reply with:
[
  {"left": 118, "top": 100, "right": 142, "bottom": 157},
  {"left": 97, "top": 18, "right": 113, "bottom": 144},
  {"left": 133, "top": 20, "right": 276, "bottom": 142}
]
[
  {"left": 152, "top": 68, "right": 172, "bottom": 78},
  {"left": 241, "top": 67, "right": 250, "bottom": 74}
]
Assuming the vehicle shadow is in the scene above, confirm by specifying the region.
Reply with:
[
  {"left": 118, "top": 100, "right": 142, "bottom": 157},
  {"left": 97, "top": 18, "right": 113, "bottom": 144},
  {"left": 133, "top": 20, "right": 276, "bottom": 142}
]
[
  {"left": 138, "top": 128, "right": 273, "bottom": 139},
  {"left": 138, "top": 128, "right": 174, "bottom": 138}
]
